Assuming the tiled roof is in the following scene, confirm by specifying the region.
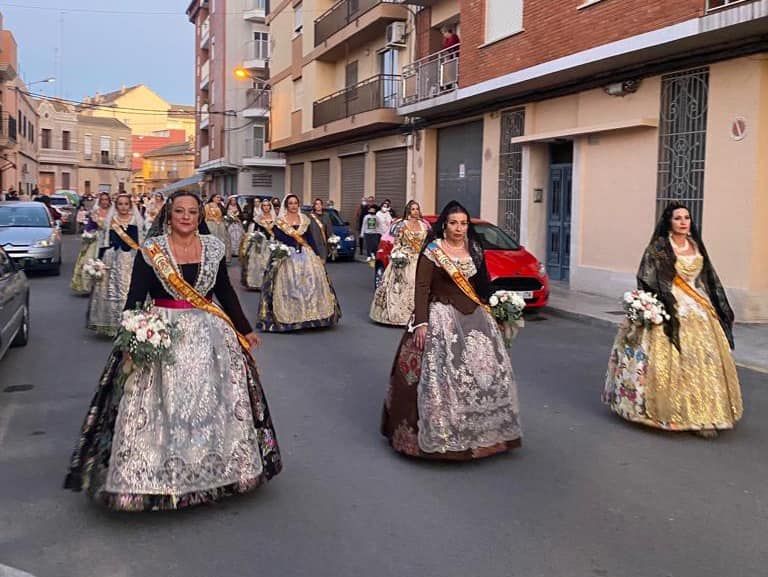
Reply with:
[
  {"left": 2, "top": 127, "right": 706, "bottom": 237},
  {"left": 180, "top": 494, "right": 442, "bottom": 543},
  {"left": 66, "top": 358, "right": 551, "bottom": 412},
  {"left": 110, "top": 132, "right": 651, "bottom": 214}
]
[
  {"left": 76, "top": 115, "right": 130, "bottom": 129},
  {"left": 143, "top": 142, "right": 193, "bottom": 157}
]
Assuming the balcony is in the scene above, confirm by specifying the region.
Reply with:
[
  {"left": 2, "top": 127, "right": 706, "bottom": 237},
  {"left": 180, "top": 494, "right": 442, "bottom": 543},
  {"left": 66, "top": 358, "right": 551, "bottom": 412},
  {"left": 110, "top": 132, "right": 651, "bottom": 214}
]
[
  {"left": 200, "top": 104, "right": 210, "bottom": 129},
  {"left": 313, "top": 74, "right": 401, "bottom": 128},
  {"left": 243, "top": 0, "right": 266, "bottom": 21},
  {"left": 243, "top": 88, "right": 271, "bottom": 118},
  {"left": 313, "top": 0, "right": 408, "bottom": 61},
  {"left": 200, "top": 59, "right": 210, "bottom": 90},
  {"left": 243, "top": 38, "right": 269, "bottom": 70},
  {"left": 401, "top": 45, "right": 459, "bottom": 106},
  {"left": 200, "top": 145, "right": 210, "bottom": 164},
  {"left": 200, "top": 16, "right": 210, "bottom": 49},
  {"left": 0, "top": 114, "right": 18, "bottom": 148},
  {"left": 242, "top": 140, "right": 285, "bottom": 166},
  {"left": 38, "top": 145, "right": 79, "bottom": 164}
]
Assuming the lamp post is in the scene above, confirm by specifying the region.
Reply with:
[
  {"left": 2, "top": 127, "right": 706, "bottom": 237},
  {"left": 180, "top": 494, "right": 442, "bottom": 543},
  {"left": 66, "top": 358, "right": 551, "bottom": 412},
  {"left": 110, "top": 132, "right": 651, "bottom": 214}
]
[{"left": 26, "top": 77, "right": 56, "bottom": 89}]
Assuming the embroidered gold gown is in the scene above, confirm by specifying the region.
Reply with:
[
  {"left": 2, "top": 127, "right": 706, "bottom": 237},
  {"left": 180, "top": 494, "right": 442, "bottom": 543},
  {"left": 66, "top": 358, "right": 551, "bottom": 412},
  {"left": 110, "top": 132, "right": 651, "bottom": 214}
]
[
  {"left": 369, "top": 221, "right": 429, "bottom": 326},
  {"left": 241, "top": 218, "right": 274, "bottom": 291},
  {"left": 205, "top": 203, "right": 231, "bottom": 262},
  {"left": 70, "top": 209, "right": 108, "bottom": 295},
  {"left": 604, "top": 253, "right": 743, "bottom": 431}
]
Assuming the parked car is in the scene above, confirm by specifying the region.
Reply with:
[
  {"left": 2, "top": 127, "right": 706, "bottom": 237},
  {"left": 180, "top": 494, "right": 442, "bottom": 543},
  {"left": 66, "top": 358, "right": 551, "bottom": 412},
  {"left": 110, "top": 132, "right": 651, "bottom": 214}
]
[
  {"left": 49, "top": 192, "right": 79, "bottom": 234},
  {"left": 374, "top": 216, "right": 549, "bottom": 309},
  {"left": 301, "top": 206, "right": 356, "bottom": 260},
  {"left": 0, "top": 244, "right": 30, "bottom": 361},
  {"left": 0, "top": 202, "right": 63, "bottom": 275}
]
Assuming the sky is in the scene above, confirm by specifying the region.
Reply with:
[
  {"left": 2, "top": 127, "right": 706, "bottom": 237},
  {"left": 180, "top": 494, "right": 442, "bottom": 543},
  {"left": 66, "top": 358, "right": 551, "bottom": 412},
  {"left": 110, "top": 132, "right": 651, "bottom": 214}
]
[{"left": 1, "top": 1, "right": 194, "bottom": 105}]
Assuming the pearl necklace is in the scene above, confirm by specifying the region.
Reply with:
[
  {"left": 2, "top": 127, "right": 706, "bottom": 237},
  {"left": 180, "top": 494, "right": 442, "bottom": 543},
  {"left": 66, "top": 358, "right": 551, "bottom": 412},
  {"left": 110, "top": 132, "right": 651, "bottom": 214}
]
[{"left": 670, "top": 234, "right": 690, "bottom": 254}]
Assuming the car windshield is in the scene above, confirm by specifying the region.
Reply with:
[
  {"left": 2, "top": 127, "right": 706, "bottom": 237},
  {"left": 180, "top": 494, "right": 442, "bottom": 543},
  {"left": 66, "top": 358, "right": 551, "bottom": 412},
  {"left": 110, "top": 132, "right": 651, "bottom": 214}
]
[
  {"left": 49, "top": 197, "right": 70, "bottom": 206},
  {"left": 475, "top": 223, "right": 520, "bottom": 250},
  {"left": 0, "top": 206, "right": 51, "bottom": 228}
]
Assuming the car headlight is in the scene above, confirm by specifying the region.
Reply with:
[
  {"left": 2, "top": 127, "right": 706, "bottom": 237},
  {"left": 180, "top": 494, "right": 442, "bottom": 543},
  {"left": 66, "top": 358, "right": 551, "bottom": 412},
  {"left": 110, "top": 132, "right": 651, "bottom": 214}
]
[
  {"left": 344, "top": 235, "right": 355, "bottom": 242},
  {"left": 34, "top": 236, "right": 56, "bottom": 248},
  {"left": 538, "top": 263, "right": 547, "bottom": 277}
]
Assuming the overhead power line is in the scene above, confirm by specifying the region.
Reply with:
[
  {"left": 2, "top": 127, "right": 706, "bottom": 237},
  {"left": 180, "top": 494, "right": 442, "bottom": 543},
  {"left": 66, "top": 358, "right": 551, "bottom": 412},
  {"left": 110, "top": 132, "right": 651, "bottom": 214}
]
[{"left": 3, "top": 3, "right": 333, "bottom": 16}]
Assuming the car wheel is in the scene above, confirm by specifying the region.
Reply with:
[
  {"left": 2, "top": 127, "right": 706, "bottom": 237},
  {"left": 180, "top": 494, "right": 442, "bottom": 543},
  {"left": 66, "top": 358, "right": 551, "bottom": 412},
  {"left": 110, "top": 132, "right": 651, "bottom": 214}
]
[
  {"left": 11, "top": 304, "right": 29, "bottom": 347},
  {"left": 374, "top": 263, "right": 385, "bottom": 289}
]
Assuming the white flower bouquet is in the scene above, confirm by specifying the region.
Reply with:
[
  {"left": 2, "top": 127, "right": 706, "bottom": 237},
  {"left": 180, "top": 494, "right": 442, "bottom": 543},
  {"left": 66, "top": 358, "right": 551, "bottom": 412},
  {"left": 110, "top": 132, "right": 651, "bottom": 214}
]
[
  {"left": 622, "top": 289, "right": 670, "bottom": 326},
  {"left": 327, "top": 235, "right": 341, "bottom": 261},
  {"left": 115, "top": 306, "right": 177, "bottom": 368},
  {"left": 390, "top": 248, "right": 409, "bottom": 268},
  {"left": 83, "top": 258, "right": 107, "bottom": 280},
  {"left": 268, "top": 241, "right": 292, "bottom": 261},
  {"left": 489, "top": 290, "right": 526, "bottom": 346},
  {"left": 81, "top": 230, "right": 98, "bottom": 243}
]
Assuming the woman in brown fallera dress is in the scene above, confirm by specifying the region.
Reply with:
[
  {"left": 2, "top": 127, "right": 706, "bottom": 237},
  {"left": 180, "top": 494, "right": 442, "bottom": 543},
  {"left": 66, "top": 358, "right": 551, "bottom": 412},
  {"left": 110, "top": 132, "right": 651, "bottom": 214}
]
[{"left": 381, "top": 201, "right": 522, "bottom": 460}]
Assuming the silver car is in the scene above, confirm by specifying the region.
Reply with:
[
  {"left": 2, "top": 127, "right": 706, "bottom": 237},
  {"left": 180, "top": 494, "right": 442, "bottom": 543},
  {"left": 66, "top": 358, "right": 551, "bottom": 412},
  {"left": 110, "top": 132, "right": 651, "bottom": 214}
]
[
  {"left": 0, "top": 245, "right": 29, "bottom": 361},
  {"left": 0, "top": 202, "right": 63, "bottom": 275}
]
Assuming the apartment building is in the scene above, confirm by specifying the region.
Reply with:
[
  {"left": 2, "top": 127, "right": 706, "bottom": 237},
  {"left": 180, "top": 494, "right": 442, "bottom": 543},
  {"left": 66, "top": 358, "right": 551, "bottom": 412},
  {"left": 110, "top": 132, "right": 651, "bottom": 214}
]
[
  {"left": 37, "top": 99, "right": 79, "bottom": 194},
  {"left": 5, "top": 78, "right": 39, "bottom": 196},
  {"left": 394, "top": 0, "right": 768, "bottom": 321},
  {"left": 0, "top": 19, "right": 18, "bottom": 193},
  {"left": 187, "top": 0, "right": 285, "bottom": 200},
  {"left": 76, "top": 116, "right": 132, "bottom": 196},
  {"left": 131, "top": 129, "right": 189, "bottom": 195},
  {"left": 142, "top": 141, "right": 196, "bottom": 193},
  {"left": 267, "top": 0, "right": 414, "bottom": 222}
]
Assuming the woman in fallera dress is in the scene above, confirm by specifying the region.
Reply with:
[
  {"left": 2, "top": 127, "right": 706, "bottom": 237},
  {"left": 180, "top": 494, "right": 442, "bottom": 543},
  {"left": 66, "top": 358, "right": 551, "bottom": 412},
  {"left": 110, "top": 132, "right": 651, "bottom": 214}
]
[
  {"left": 370, "top": 200, "right": 431, "bottom": 326},
  {"left": 71, "top": 192, "right": 111, "bottom": 295},
  {"left": 86, "top": 193, "right": 144, "bottom": 336},
  {"left": 255, "top": 194, "right": 341, "bottom": 332},
  {"left": 204, "top": 193, "right": 230, "bottom": 262},
  {"left": 603, "top": 202, "right": 742, "bottom": 437},
  {"left": 381, "top": 201, "right": 521, "bottom": 460},
  {"left": 65, "top": 190, "right": 281, "bottom": 511},
  {"left": 226, "top": 196, "right": 244, "bottom": 258},
  {"left": 241, "top": 197, "right": 276, "bottom": 291}
]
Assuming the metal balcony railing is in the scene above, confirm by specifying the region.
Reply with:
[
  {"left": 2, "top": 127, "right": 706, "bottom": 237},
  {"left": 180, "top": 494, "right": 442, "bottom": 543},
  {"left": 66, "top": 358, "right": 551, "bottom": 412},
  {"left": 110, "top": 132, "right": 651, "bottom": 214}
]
[
  {"left": 245, "top": 38, "right": 270, "bottom": 63},
  {"left": 314, "top": 0, "right": 394, "bottom": 47},
  {"left": 313, "top": 74, "right": 401, "bottom": 128},
  {"left": 401, "top": 44, "right": 460, "bottom": 106},
  {"left": 245, "top": 88, "right": 271, "bottom": 111},
  {"left": 0, "top": 113, "right": 18, "bottom": 145}
]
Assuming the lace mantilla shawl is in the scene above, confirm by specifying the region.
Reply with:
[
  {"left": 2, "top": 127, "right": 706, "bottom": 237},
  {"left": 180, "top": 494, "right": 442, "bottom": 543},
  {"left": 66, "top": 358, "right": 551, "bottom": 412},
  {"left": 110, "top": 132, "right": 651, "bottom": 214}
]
[{"left": 141, "top": 234, "right": 226, "bottom": 297}]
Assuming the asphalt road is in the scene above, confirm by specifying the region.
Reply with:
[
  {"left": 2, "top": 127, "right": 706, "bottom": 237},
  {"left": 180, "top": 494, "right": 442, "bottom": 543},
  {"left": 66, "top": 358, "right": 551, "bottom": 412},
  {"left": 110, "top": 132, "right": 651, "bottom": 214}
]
[{"left": 0, "top": 236, "right": 766, "bottom": 577}]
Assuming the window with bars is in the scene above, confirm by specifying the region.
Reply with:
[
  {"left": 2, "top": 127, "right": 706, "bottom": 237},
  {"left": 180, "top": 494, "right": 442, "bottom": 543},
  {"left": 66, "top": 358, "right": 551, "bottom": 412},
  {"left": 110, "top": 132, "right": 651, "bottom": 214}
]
[
  {"left": 498, "top": 108, "right": 525, "bottom": 242},
  {"left": 656, "top": 67, "right": 709, "bottom": 227}
]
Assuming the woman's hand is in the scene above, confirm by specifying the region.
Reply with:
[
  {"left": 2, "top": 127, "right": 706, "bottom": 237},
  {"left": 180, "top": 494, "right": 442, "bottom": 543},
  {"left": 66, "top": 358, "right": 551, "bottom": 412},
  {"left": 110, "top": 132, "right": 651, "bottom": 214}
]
[
  {"left": 413, "top": 325, "right": 427, "bottom": 350},
  {"left": 245, "top": 332, "right": 262, "bottom": 349}
]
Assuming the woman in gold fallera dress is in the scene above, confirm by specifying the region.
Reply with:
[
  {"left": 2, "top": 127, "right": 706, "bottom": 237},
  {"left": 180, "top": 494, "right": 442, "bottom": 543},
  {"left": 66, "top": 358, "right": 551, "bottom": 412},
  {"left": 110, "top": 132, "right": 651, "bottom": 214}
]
[
  {"left": 204, "top": 194, "right": 230, "bottom": 262},
  {"left": 71, "top": 192, "right": 111, "bottom": 295},
  {"left": 241, "top": 198, "right": 276, "bottom": 290},
  {"left": 225, "top": 196, "right": 244, "bottom": 258},
  {"left": 370, "top": 200, "right": 431, "bottom": 326},
  {"left": 603, "top": 202, "right": 743, "bottom": 437}
]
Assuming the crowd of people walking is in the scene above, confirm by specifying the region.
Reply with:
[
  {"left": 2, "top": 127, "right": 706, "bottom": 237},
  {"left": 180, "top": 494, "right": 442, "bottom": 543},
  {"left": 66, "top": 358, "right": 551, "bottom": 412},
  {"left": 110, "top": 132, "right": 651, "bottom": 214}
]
[{"left": 63, "top": 190, "right": 743, "bottom": 512}]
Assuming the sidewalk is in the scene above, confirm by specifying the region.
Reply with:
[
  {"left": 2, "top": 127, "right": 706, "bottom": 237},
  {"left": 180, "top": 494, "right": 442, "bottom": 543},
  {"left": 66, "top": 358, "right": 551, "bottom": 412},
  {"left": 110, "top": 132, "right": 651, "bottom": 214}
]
[{"left": 545, "top": 282, "right": 768, "bottom": 374}]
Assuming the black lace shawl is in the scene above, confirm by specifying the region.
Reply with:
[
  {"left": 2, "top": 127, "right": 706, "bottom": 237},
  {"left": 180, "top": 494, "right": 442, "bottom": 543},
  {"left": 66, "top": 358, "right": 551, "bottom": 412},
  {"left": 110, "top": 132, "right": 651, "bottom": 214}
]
[{"left": 637, "top": 236, "right": 735, "bottom": 350}]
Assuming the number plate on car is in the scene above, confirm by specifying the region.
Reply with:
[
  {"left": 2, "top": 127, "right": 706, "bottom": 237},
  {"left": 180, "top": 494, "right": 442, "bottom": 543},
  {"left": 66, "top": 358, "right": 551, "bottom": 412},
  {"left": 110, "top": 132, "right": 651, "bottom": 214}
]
[{"left": 515, "top": 291, "right": 534, "bottom": 299}]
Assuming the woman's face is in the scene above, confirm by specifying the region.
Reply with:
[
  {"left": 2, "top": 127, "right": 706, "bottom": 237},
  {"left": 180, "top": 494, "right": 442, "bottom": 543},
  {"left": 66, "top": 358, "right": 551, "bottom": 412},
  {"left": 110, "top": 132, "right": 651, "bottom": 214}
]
[
  {"left": 211, "top": 194, "right": 222, "bottom": 204},
  {"left": 286, "top": 196, "right": 300, "bottom": 214},
  {"left": 261, "top": 201, "right": 272, "bottom": 215},
  {"left": 408, "top": 203, "right": 421, "bottom": 219},
  {"left": 228, "top": 198, "right": 237, "bottom": 208},
  {"left": 670, "top": 208, "right": 691, "bottom": 236},
  {"left": 170, "top": 195, "right": 200, "bottom": 236},
  {"left": 444, "top": 211, "right": 468, "bottom": 242},
  {"left": 98, "top": 195, "right": 111, "bottom": 209},
  {"left": 313, "top": 200, "right": 323, "bottom": 213},
  {"left": 271, "top": 199, "right": 281, "bottom": 211},
  {"left": 116, "top": 196, "right": 132, "bottom": 215}
]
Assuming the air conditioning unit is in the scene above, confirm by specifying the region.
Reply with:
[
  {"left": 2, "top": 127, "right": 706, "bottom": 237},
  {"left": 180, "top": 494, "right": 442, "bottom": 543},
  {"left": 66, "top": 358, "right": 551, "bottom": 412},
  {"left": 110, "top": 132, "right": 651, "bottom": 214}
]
[{"left": 386, "top": 22, "right": 406, "bottom": 47}]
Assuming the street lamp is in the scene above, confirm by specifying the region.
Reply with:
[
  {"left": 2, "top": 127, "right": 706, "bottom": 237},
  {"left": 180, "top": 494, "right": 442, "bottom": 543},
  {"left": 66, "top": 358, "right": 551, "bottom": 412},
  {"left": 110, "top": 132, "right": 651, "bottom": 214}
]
[
  {"left": 26, "top": 77, "right": 56, "bottom": 88},
  {"left": 233, "top": 67, "right": 250, "bottom": 80}
]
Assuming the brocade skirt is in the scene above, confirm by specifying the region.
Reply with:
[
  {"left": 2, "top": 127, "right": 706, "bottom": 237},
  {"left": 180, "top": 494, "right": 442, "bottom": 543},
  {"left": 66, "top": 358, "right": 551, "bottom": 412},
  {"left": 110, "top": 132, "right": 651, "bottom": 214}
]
[
  {"left": 86, "top": 247, "right": 135, "bottom": 337},
  {"left": 70, "top": 238, "right": 99, "bottom": 295}
]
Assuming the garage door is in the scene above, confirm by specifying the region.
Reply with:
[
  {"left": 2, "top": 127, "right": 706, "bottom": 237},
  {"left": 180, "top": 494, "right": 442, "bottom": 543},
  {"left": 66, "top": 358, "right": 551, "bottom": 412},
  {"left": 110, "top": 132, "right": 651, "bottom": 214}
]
[
  {"left": 374, "top": 148, "right": 407, "bottom": 219},
  {"left": 290, "top": 163, "right": 304, "bottom": 200},
  {"left": 341, "top": 154, "right": 365, "bottom": 224},
  {"left": 437, "top": 121, "right": 483, "bottom": 218},
  {"left": 311, "top": 159, "right": 330, "bottom": 204}
]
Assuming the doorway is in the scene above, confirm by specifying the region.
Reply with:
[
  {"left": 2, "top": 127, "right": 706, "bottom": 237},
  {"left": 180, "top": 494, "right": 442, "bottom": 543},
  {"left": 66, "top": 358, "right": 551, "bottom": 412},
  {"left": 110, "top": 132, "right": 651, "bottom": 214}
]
[{"left": 546, "top": 142, "right": 573, "bottom": 282}]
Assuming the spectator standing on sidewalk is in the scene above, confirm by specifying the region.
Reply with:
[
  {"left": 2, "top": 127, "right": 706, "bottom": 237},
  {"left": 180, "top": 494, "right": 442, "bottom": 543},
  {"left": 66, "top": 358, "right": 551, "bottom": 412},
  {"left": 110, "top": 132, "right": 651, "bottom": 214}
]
[
  {"left": 375, "top": 200, "right": 393, "bottom": 240},
  {"left": 362, "top": 205, "right": 379, "bottom": 261}
]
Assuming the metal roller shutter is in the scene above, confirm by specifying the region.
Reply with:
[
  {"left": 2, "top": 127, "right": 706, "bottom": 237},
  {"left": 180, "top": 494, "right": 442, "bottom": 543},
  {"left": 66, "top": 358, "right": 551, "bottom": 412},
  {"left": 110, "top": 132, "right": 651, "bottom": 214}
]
[
  {"left": 290, "top": 163, "right": 304, "bottom": 200},
  {"left": 341, "top": 154, "right": 365, "bottom": 224},
  {"left": 311, "top": 159, "right": 330, "bottom": 204},
  {"left": 374, "top": 148, "right": 407, "bottom": 219}
]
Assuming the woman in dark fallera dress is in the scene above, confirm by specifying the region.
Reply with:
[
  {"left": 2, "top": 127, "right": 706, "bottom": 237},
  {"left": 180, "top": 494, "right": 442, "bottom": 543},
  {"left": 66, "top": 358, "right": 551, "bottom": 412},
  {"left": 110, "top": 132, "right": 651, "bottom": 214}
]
[
  {"left": 65, "top": 190, "right": 281, "bottom": 511},
  {"left": 241, "top": 197, "right": 276, "bottom": 291},
  {"left": 255, "top": 194, "right": 341, "bottom": 332},
  {"left": 382, "top": 201, "right": 521, "bottom": 460}
]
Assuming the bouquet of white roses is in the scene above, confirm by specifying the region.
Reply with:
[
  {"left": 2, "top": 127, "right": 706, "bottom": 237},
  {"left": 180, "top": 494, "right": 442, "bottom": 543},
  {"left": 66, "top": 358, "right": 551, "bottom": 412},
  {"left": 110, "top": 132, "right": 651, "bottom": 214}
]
[
  {"left": 327, "top": 235, "right": 341, "bottom": 261},
  {"left": 81, "top": 230, "right": 98, "bottom": 243},
  {"left": 268, "top": 241, "right": 292, "bottom": 261},
  {"left": 115, "top": 306, "right": 177, "bottom": 368},
  {"left": 83, "top": 258, "right": 107, "bottom": 280},
  {"left": 224, "top": 214, "right": 238, "bottom": 225},
  {"left": 390, "top": 248, "right": 409, "bottom": 268},
  {"left": 622, "top": 289, "right": 670, "bottom": 326},
  {"left": 489, "top": 290, "right": 526, "bottom": 346}
]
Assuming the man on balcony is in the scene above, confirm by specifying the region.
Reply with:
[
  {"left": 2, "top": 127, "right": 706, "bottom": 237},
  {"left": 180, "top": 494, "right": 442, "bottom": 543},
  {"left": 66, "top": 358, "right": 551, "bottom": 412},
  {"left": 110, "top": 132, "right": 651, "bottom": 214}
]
[{"left": 442, "top": 27, "right": 460, "bottom": 53}]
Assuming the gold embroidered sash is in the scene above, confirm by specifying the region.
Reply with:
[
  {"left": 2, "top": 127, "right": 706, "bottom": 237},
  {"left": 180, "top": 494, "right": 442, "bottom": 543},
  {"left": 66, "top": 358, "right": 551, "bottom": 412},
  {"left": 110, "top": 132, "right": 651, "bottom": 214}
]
[
  {"left": 424, "top": 241, "right": 490, "bottom": 313},
  {"left": 674, "top": 275, "right": 718, "bottom": 319},
  {"left": 401, "top": 227, "right": 427, "bottom": 254},
  {"left": 110, "top": 219, "right": 140, "bottom": 251},
  {"left": 143, "top": 242, "right": 254, "bottom": 356},
  {"left": 309, "top": 213, "right": 327, "bottom": 242},
  {"left": 275, "top": 218, "right": 311, "bottom": 250}
]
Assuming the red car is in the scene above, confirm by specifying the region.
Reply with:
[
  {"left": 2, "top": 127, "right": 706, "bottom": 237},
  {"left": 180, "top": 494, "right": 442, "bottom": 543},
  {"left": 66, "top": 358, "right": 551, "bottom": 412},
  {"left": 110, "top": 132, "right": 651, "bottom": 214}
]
[{"left": 374, "top": 216, "right": 549, "bottom": 309}]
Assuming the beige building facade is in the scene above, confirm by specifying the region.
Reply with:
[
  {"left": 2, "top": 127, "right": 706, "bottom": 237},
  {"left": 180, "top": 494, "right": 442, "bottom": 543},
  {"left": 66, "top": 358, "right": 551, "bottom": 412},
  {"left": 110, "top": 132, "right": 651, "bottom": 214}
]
[
  {"left": 37, "top": 99, "right": 79, "bottom": 194},
  {"left": 76, "top": 116, "right": 132, "bottom": 196}
]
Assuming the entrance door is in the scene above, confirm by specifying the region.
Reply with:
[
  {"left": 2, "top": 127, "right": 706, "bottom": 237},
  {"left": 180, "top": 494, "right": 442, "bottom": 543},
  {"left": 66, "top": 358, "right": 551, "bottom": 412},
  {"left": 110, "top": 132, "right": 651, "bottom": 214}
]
[
  {"left": 546, "top": 164, "right": 572, "bottom": 282},
  {"left": 437, "top": 121, "right": 483, "bottom": 218}
]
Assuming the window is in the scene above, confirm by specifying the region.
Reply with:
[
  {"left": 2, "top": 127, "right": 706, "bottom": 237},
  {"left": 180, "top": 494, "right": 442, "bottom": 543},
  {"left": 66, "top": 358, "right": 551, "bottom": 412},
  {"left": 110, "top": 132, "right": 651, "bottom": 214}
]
[
  {"left": 345, "top": 61, "right": 358, "bottom": 88},
  {"left": 211, "top": 36, "right": 215, "bottom": 62},
  {"left": 62, "top": 130, "right": 71, "bottom": 150},
  {"left": 117, "top": 138, "right": 126, "bottom": 161},
  {"left": 28, "top": 121, "right": 34, "bottom": 142},
  {"left": 84, "top": 180, "right": 91, "bottom": 195},
  {"left": 100, "top": 136, "right": 111, "bottom": 164},
  {"left": 293, "top": 2, "right": 303, "bottom": 34},
  {"left": 84, "top": 135, "right": 92, "bottom": 158},
  {"left": 485, "top": 0, "right": 524, "bottom": 44},
  {"left": 251, "top": 124, "right": 265, "bottom": 157},
  {"left": 708, "top": 0, "right": 751, "bottom": 8},
  {"left": 254, "top": 32, "right": 269, "bottom": 60},
  {"left": 292, "top": 78, "right": 303, "bottom": 111},
  {"left": 41, "top": 128, "right": 52, "bottom": 149},
  {"left": 61, "top": 172, "right": 71, "bottom": 189}
]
